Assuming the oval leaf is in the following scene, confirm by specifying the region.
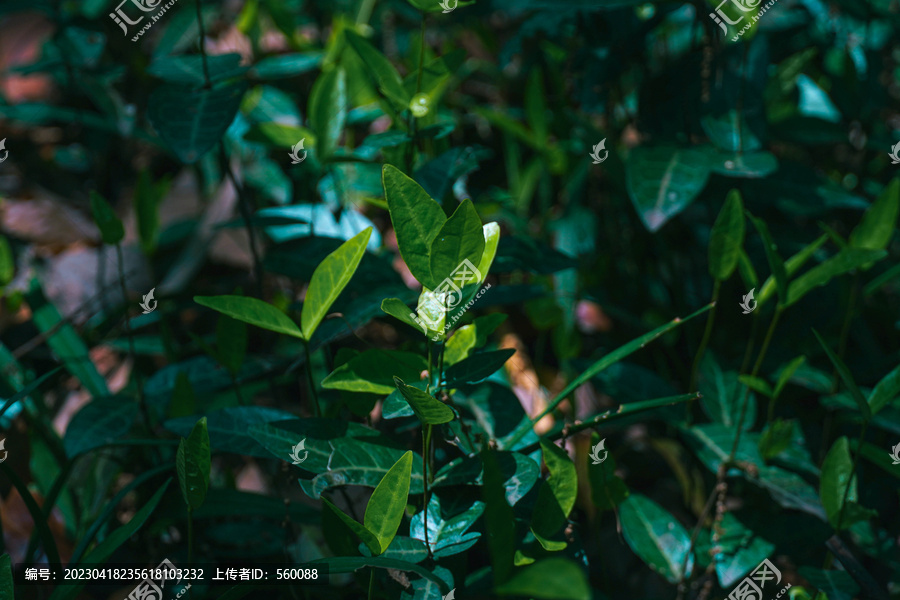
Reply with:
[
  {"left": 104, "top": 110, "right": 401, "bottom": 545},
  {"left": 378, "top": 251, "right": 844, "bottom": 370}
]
[
  {"left": 708, "top": 189, "right": 745, "bottom": 281},
  {"left": 364, "top": 450, "right": 414, "bottom": 555},
  {"left": 176, "top": 416, "right": 210, "bottom": 511},
  {"left": 619, "top": 493, "right": 694, "bottom": 583},
  {"left": 90, "top": 191, "right": 124, "bottom": 245},
  {"left": 392, "top": 376, "right": 455, "bottom": 424},
  {"left": 194, "top": 295, "right": 304, "bottom": 339}
]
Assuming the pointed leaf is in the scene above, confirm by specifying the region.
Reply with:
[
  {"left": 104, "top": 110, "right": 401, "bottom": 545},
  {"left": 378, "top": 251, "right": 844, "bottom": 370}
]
[
  {"left": 321, "top": 497, "right": 382, "bottom": 555},
  {"left": 90, "top": 191, "right": 124, "bottom": 245},
  {"left": 758, "top": 235, "right": 827, "bottom": 306},
  {"left": 176, "top": 417, "right": 210, "bottom": 511},
  {"left": 813, "top": 329, "right": 871, "bottom": 420},
  {"left": 428, "top": 199, "right": 485, "bottom": 289},
  {"left": 530, "top": 440, "right": 577, "bottom": 540},
  {"left": 786, "top": 249, "right": 887, "bottom": 307},
  {"left": 194, "top": 295, "right": 304, "bottom": 339},
  {"left": 364, "top": 451, "right": 414, "bottom": 554},
  {"left": 773, "top": 356, "right": 806, "bottom": 399},
  {"left": 849, "top": 178, "right": 899, "bottom": 251},
  {"left": 868, "top": 363, "right": 900, "bottom": 415},
  {"left": 381, "top": 297, "right": 441, "bottom": 337},
  {"left": 619, "top": 493, "right": 694, "bottom": 583},
  {"left": 708, "top": 190, "right": 745, "bottom": 281},
  {"left": 392, "top": 376, "right": 455, "bottom": 424},
  {"left": 383, "top": 165, "right": 447, "bottom": 287},
  {"left": 444, "top": 348, "right": 515, "bottom": 387},
  {"left": 345, "top": 31, "right": 410, "bottom": 109},
  {"left": 820, "top": 436, "right": 861, "bottom": 530},
  {"left": 308, "top": 67, "right": 347, "bottom": 159},
  {"left": 748, "top": 214, "right": 788, "bottom": 305},
  {"left": 301, "top": 227, "right": 372, "bottom": 339},
  {"left": 625, "top": 146, "right": 712, "bottom": 232},
  {"left": 322, "top": 349, "right": 428, "bottom": 394},
  {"left": 495, "top": 558, "right": 589, "bottom": 600}
]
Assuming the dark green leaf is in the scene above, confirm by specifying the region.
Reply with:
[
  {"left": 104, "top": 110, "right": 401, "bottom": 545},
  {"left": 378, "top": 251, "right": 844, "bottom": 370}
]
[
  {"left": 251, "top": 53, "right": 323, "bottom": 79},
  {"left": 147, "top": 53, "right": 246, "bottom": 85},
  {"left": 482, "top": 448, "right": 516, "bottom": 583},
  {"left": 308, "top": 67, "right": 347, "bottom": 159},
  {"left": 820, "top": 436, "right": 867, "bottom": 530},
  {"left": 307, "top": 556, "right": 450, "bottom": 594},
  {"left": 64, "top": 398, "right": 138, "bottom": 458},
  {"left": 625, "top": 146, "right": 712, "bottom": 232},
  {"left": 410, "top": 495, "right": 484, "bottom": 558},
  {"left": 848, "top": 178, "right": 899, "bottom": 251},
  {"left": 619, "top": 493, "right": 694, "bottom": 583},
  {"left": 428, "top": 199, "right": 485, "bottom": 290},
  {"left": 797, "top": 567, "right": 860, "bottom": 600},
  {"left": 147, "top": 82, "right": 246, "bottom": 164},
  {"left": 787, "top": 249, "right": 887, "bottom": 307},
  {"left": 748, "top": 213, "right": 788, "bottom": 305},
  {"left": 495, "top": 558, "right": 590, "bottom": 600},
  {"left": 364, "top": 451, "right": 414, "bottom": 554},
  {"left": 176, "top": 417, "right": 210, "bottom": 511},
  {"left": 215, "top": 314, "right": 247, "bottom": 375},
  {"left": 345, "top": 31, "right": 410, "bottom": 109},
  {"left": 444, "top": 348, "right": 516, "bottom": 387},
  {"left": 89, "top": 191, "right": 124, "bottom": 245},
  {"left": 530, "top": 439, "right": 577, "bottom": 540},
  {"left": 758, "top": 235, "right": 827, "bottom": 306},
  {"left": 758, "top": 418, "right": 795, "bottom": 460},
  {"left": 813, "top": 329, "right": 871, "bottom": 420},
  {"left": 708, "top": 190, "right": 745, "bottom": 281},
  {"left": 165, "top": 407, "right": 296, "bottom": 458},
  {"left": 392, "top": 376, "right": 454, "bottom": 424},
  {"left": 322, "top": 349, "right": 428, "bottom": 394},
  {"left": 868, "top": 363, "right": 900, "bottom": 415}
]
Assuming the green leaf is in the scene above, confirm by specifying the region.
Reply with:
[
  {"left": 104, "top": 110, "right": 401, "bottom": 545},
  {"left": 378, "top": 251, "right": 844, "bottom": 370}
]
[
  {"left": 383, "top": 165, "right": 447, "bottom": 287},
  {"left": 786, "top": 249, "right": 887, "bottom": 307},
  {"left": 758, "top": 235, "right": 827, "bottom": 307},
  {"left": 748, "top": 213, "right": 788, "bottom": 305},
  {"left": 773, "top": 356, "right": 806, "bottom": 399},
  {"left": 619, "top": 493, "right": 694, "bottom": 583},
  {"left": 444, "top": 313, "right": 507, "bottom": 365},
  {"left": 147, "top": 81, "right": 247, "bottom": 164},
  {"left": 428, "top": 199, "right": 485, "bottom": 289},
  {"left": 477, "top": 222, "right": 501, "bottom": 280},
  {"left": 495, "top": 558, "right": 590, "bottom": 600},
  {"left": 345, "top": 31, "right": 410, "bottom": 109},
  {"left": 321, "top": 497, "right": 382, "bottom": 556},
  {"left": 381, "top": 297, "right": 440, "bottom": 336},
  {"left": 322, "top": 349, "right": 428, "bottom": 394},
  {"left": 444, "top": 348, "right": 516, "bottom": 387},
  {"left": 165, "top": 406, "right": 295, "bottom": 458},
  {"left": 0, "top": 235, "right": 13, "bottom": 285},
  {"left": 699, "top": 354, "right": 757, "bottom": 430},
  {"left": 250, "top": 53, "right": 323, "bottom": 79},
  {"left": 64, "top": 397, "right": 138, "bottom": 457},
  {"left": 147, "top": 53, "right": 246, "bottom": 85},
  {"left": 482, "top": 448, "right": 516, "bottom": 583},
  {"left": 301, "top": 227, "right": 372, "bottom": 339},
  {"left": 848, "top": 178, "right": 899, "bottom": 251},
  {"left": 868, "top": 363, "right": 900, "bottom": 415},
  {"left": 392, "top": 376, "right": 455, "bottom": 424},
  {"left": 364, "top": 451, "right": 414, "bottom": 554},
  {"left": 89, "top": 191, "right": 124, "bottom": 245},
  {"left": 758, "top": 418, "right": 795, "bottom": 460},
  {"left": 711, "top": 512, "right": 775, "bottom": 588},
  {"left": 194, "top": 295, "right": 304, "bottom": 339},
  {"left": 797, "top": 568, "right": 860, "bottom": 600},
  {"left": 176, "top": 417, "right": 211, "bottom": 511},
  {"left": 625, "top": 146, "right": 712, "bottom": 232},
  {"left": 134, "top": 170, "right": 170, "bottom": 255},
  {"left": 307, "top": 556, "right": 450, "bottom": 595},
  {"left": 708, "top": 190, "right": 745, "bottom": 281},
  {"left": 530, "top": 439, "right": 577, "bottom": 540},
  {"left": 738, "top": 375, "right": 773, "bottom": 398},
  {"left": 812, "top": 329, "right": 871, "bottom": 420},
  {"left": 308, "top": 67, "right": 347, "bottom": 160},
  {"left": 410, "top": 495, "right": 485, "bottom": 558},
  {"left": 820, "top": 436, "right": 866, "bottom": 530},
  {"left": 0, "top": 554, "right": 11, "bottom": 599}
]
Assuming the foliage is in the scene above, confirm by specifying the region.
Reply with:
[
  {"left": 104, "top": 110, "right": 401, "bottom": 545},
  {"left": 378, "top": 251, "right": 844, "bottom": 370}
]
[{"left": 0, "top": 0, "right": 899, "bottom": 599}]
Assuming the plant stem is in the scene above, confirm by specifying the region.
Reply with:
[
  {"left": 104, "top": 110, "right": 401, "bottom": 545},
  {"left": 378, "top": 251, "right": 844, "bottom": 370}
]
[
  {"left": 422, "top": 423, "right": 431, "bottom": 556},
  {"left": 187, "top": 507, "right": 194, "bottom": 564},
  {"left": 116, "top": 244, "right": 153, "bottom": 432},
  {"left": 836, "top": 419, "right": 869, "bottom": 531},
  {"left": 687, "top": 280, "right": 720, "bottom": 421},
  {"left": 218, "top": 145, "right": 265, "bottom": 298},
  {"left": 833, "top": 275, "right": 859, "bottom": 392},
  {"left": 302, "top": 340, "right": 321, "bottom": 417}
]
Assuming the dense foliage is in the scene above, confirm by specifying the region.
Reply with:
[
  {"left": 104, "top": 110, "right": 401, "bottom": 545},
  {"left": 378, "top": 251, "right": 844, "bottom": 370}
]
[{"left": 0, "top": 0, "right": 899, "bottom": 599}]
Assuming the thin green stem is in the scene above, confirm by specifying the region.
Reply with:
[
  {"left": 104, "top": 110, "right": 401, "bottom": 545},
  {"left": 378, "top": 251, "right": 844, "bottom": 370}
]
[
  {"left": 687, "top": 280, "right": 720, "bottom": 421},
  {"left": 219, "top": 144, "right": 265, "bottom": 298},
  {"left": 833, "top": 275, "right": 859, "bottom": 392},
  {"left": 116, "top": 244, "right": 153, "bottom": 433},
  {"left": 302, "top": 340, "right": 321, "bottom": 417},
  {"left": 187, "top": 507, "right": 194, "bottom": 564},
  {"left": 836, "top": 419, "right": 869, "bottom": 531},
  {"left": 368, "top": 568, "right": 375, "bottom": 600},
  {"left": 739, "top": 311, "right": 761, "bottom": 375},
  {"left": 729, "top": 306, "right": 782, "bottom": 459},
  {"left": 422, "top": 423, "right": 431, "bottom": 556}
]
